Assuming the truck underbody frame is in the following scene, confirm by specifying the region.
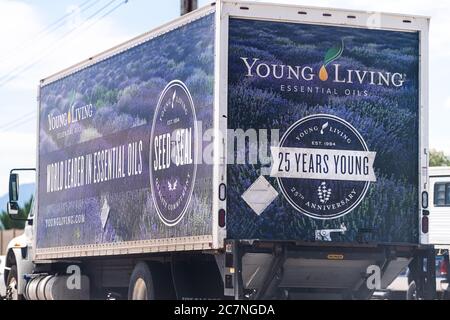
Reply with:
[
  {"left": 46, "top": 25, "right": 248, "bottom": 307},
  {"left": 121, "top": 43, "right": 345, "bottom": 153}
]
[{"left": 221, "top": 240, "right": 436, "bottom": 300}]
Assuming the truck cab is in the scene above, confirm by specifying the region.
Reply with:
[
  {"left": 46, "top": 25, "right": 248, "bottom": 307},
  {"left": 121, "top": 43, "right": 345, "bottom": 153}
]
[{"left": 2, "top": 170, "right": 35, "bottom": 300}]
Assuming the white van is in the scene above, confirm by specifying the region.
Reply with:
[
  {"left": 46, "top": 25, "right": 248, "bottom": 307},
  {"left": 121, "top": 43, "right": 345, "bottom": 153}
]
[
  {"left": 430, "top": 167, "right": 450, "bottom": 246},
  {"left": 428, "top": 166, "right": 450, "bottom": 297}
]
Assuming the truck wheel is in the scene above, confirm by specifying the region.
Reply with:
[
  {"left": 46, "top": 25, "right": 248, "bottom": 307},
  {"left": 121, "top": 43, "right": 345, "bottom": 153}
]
[
  {"left": 406, "top": 281, "right": 418, "bottom": 300},
  {"left": 128, "top": 262, "right": 155, "bottom": 300},
  {"left": 6, "top": 265, "right": 21, "bottom": 300}
]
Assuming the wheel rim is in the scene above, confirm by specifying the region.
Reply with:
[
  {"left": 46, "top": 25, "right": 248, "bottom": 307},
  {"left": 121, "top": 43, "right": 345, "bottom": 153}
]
[
  {"left": 408, "top": 281, "right": 418, "bottom": 300},
  {"left": 411, "top": 288, "right": 418, "bottom": 300},
  {"left": 7, "top": 277, "right": 18, "bottom": 300},
  {"left": 132, "top": 278, "right": 148, "bottom": 300}
]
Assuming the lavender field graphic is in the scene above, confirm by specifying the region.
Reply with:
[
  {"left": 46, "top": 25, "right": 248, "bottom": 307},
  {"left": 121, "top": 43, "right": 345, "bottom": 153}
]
[
  {"left": 227, "top": 18, "right": 420, "bottom": 243},
  {"left": 37, "top": 14, "right": 215, "bottom": 248}
]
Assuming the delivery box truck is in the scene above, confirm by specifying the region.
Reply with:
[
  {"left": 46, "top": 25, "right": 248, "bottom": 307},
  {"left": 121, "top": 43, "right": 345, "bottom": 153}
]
[{"left": 2, "top": 1, "right": 434, "bottom": 300}]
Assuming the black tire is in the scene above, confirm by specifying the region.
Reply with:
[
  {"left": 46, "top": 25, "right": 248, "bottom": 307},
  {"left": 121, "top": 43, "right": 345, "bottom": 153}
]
[
  {"left": 406, "top": 281, "right": 418, "bottom": 300},
  {"left": 441, "top": 290, "right": 448, "bottom": 300},
  {"left": 6, "top": 265, "right": 22, "bottom": 300},
  {"left": 128, "top": 262, "right": 155, "bottom": 300}
]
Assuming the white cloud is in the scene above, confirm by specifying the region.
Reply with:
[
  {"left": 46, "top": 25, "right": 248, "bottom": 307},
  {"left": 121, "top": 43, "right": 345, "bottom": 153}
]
[
  {"left": 445, "top": 97, "right": 450, "bottom": 109},
  {"left": 0, "top": 2, "right": 130, "bottom": 91},
  {"left": 0, "top": 132, "right": 36, "bottom": 195},
  {"left": 0, "top": 2, "right": 42, "bottom": 57},
  {"left": 0, "top": 1, "right": 133, "bottom": 196},
  {"left": 430, "top": 137, "right": 450, "bottom": 156}
]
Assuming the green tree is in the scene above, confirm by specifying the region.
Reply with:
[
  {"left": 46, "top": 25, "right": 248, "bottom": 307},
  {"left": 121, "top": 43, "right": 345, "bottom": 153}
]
[
  {"left": 429, "top": 149, "right": 450, "bottom": 167},
  {"left": 0, "top": 196, "right": 33, "bottom": 230}
]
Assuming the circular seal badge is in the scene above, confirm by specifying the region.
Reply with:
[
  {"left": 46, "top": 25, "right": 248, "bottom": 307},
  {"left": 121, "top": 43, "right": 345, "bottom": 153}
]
[
  {"left": 274, "top": 114, "right": 376, "bottom": 220},
  {"left": 149, "top": 80, "right": 197, "bottom": 226}
]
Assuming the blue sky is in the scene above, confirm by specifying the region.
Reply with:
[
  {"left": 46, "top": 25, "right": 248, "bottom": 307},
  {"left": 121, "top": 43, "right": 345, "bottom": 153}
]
[{"left": 0, "top": 0, "right": 448, "bottom": 194}]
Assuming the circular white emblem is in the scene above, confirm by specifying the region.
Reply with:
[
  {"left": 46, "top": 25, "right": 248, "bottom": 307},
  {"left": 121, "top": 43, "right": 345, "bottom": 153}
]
[
  {"left": 149, "top": 80, "right": 197, "bottom": 226},
  {"left": 274, "top": 114, "right": 376, "bottom": 220}
]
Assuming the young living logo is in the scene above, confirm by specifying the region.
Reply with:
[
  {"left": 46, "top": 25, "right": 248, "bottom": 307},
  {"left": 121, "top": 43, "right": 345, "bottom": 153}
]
[
  {"left": 47, "top": 103, "right": 94, "bottom": 132},
  {"left": 240, "top": 40, "right": 406, "bottom": 96}
]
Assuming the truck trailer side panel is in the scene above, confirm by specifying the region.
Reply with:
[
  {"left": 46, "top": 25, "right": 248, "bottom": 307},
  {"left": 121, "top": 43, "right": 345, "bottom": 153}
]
[
  {"left": 226, "top": 10, "right": 423, "bottom": 244},
  {"left": 36, "top": 11, "right": 216, "bottom": 258}
]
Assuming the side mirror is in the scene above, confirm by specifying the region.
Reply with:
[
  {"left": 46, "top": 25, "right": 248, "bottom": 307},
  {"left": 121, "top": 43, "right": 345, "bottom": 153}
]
[
  {"left": 9, "top": 173, "right": 19, "bottom": 202},
  {"left": 6, "top": 168, "right": 36, "bottom": 220},
  {"left": 7, "top": 201, "right": 19, "bottom": 215},
  {"left": 8, "top": 173, "right": 19, "bottom": 216}
]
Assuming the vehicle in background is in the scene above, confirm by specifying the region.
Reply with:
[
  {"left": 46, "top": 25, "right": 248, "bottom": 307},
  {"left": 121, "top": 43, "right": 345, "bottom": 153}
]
[
  {"left": 378, "top": 167, "right": 450, "bottom": 299},
  {"left": 427, "top": 168, "right": 450, "bottom": 298},
  {"left": 429, "top": 167, "right": 450, "bottom": 246},
  {"left": 382, "top": 251, "right": 448, "bottom": 299},
  {"left": 3, "top": 1, "right": 434, "bottom": 300}
]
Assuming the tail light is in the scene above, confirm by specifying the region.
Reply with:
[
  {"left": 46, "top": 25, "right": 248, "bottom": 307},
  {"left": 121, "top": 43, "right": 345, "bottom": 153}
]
[
  {"left": 218, "top": 209, "right": 226, "bottom": 228},
  {"left": 422, "top": 216, "right": 429, "bottom": 234},
  {"left": 440, "top": 257, "right": 449, "bottom": 276}
]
